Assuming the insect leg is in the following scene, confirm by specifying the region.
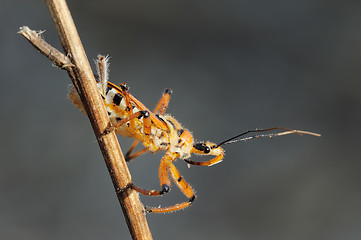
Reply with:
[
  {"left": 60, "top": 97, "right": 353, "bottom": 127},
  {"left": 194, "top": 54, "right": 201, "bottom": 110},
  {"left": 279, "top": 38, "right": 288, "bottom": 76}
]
[
  {"left": 184, "top": 155, "right": 223, "bottom": 166},
  {"left": 153, "top": 89, "right": 172, "bottom": 115},
  {"left": 126, "top": 88, "right": 171, "bottom": 158},
  {"left": 130, "top": 154, "right": 171, "bottom": 196},
  {"left": 124, "top": 89, "right": 170, "bottom": 158},
  {"left": 99, "top": 110, "right": 150, "bottom": 138},
  {"left": 121, "top": 86, "right": 137, "bottom": 131},
  {"left": 146, "top": 161, "right": 196, "bottom": 213},
  {"left": 106, "top": 82, "right": 170, "bottom": 131},
  {"left": 125, "top": 140, "right": 139, "bottom": 157},
  {"left": 125, "top": 147, "right": 149, "bottom": 162},
  {"left": 124, "top": 89, "right": 170, "bottom": 159},
  {"left": 127, "top": 94, "right": 169, "bottom": 131},
  {"left": 142, "top": 108, "right": 152, "bottom": 144}
]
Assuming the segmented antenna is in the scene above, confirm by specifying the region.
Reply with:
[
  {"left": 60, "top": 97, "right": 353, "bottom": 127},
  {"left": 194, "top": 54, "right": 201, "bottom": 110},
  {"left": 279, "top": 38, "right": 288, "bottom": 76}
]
[{"left": 217, "top": 127, "right": 321, "bottom": 147}]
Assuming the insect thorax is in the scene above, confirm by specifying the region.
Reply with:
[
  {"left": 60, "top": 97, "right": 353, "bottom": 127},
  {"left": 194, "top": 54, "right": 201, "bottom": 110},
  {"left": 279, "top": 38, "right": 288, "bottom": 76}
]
[
  {"left": 69, "top": 82, "right": 194, "bottom": 158},
  {"left": 98, "top": 83, "right": 193, "bottom": 157}
]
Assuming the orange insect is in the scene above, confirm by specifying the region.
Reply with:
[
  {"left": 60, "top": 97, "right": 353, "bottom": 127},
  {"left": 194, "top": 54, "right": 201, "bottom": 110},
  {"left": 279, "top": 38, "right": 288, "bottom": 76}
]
[{"left": 69, "top": 55, "right": 320, "bottom": 213}]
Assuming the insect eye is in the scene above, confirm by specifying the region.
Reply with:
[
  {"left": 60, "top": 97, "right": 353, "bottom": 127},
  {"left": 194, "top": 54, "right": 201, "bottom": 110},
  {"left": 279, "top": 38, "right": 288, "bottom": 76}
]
[
  {"left": 194, "top": 143, "right": 205, "bottom": 151},
  {"left": 204, "top": 146, "right": 210, "bottom": 154}
]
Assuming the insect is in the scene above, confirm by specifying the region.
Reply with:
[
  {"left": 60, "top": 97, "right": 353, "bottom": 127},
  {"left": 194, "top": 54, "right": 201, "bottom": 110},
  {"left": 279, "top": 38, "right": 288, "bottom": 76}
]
[{"left": 69, "top": 55, "right": 320, "bottom": 213}]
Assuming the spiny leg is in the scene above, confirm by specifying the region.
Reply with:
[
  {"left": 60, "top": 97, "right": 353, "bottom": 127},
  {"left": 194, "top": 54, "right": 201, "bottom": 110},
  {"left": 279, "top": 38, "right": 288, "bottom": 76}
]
[
  {"left": 127, "top": 93, "right": 169, "bottom": 131},
  {"left": 116, "top": 104, "right": 151, "bottom": 160},
  {"left": 184, "top": 155, "right": 223, "bottom": 166},
  {"left": 125, "top": 139, "right": 139, "bottom": 158},
  {"left": 121, "top": 85, "right": 137, "bottom": 131},
  {"left": 100, "top": 82, "right": 143, "bottom": 138},
  {"left": 125, "top": 140, "right": 149, "bottom": 162},
  {"left": 130, "top": 154, "right": 172, "bottom": 196},
  {"left": 106, "top": 82, "right": 169, "bottom": 131},
  {"left": 146, "top": 161, "right": 196, "bottom": 213},
  {"left": 153, "top": 89, "right": 172, "bottom": 115},
  {"left": 99, "top": 110, "right": 149, "bottom": 138},
  {"left": 125, "top": 147, "right": 149, "bottom": 162},
  {"left": 125, "top": 88, "right": 172, "bottom": 161}
]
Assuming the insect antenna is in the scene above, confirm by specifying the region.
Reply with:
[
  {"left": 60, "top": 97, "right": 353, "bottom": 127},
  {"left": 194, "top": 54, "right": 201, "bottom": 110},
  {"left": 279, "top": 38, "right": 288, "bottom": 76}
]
[{"left": 216, "top": 127, "right": 321, "bottom": 147}]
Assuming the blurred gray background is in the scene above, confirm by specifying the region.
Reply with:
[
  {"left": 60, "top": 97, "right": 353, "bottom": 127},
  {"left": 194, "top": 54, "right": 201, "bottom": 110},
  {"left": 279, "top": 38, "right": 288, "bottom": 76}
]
[{"left": 1, "top": 1, "right": 361, "bottom": 239}]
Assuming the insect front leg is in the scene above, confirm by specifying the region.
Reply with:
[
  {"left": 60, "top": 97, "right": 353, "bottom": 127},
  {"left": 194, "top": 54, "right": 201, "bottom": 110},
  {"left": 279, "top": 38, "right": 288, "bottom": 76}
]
[
  {"left": 146, "top": 161, "right": 196, "bottom": 213},
  {"left": 184, "top": 155, "right": 223, "bottom": 166},
  {"left": 130, "top": 154, "right": 172, "bottom": 196},
  {"left": 185, "top": 143, "right": 225, "bottom": 166}
]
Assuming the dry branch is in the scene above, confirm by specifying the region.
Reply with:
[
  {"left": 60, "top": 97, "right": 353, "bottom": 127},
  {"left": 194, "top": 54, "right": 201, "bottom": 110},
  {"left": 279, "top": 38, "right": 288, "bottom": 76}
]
[{"left": 19, "top": 0, "right": 153, "bottom": 239}]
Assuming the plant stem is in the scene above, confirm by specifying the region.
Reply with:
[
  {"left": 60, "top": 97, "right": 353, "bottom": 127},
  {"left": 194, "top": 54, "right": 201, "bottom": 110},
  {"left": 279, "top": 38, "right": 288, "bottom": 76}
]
[{"left": 19, "top": 0, "right": 153, "bottom": 239}]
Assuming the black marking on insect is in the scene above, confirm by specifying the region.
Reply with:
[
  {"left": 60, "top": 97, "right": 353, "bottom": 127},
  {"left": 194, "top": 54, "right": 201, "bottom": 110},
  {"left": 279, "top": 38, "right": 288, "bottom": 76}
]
[{"left": 68, "top": 55, "right": 321, "bottom": 214}]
